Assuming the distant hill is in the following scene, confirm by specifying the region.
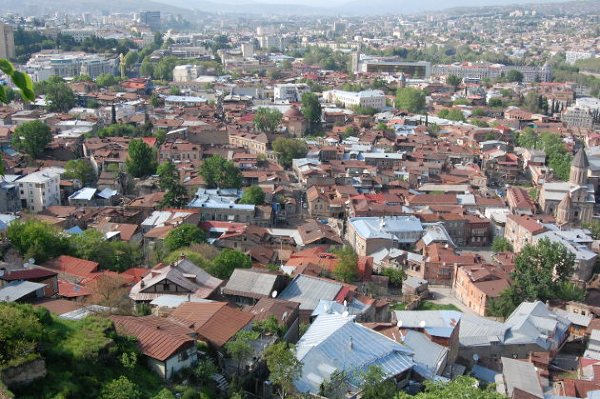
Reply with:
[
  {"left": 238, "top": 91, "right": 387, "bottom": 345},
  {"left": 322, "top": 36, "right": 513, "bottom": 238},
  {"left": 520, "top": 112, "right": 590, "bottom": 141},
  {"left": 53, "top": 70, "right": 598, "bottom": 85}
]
[{"left": 3, "top": 0, "right": 188, "bottom": 15}]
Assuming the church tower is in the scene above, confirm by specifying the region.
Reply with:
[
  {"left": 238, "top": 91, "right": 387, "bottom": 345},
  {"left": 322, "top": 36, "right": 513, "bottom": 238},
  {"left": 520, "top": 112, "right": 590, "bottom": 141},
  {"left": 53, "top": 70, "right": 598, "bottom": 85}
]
[
  {"left": 556, "top": 192, "right": 572, "bottom": 226},
  {"left": 569, "top": 148, "right": 589, "bottom": 186}
]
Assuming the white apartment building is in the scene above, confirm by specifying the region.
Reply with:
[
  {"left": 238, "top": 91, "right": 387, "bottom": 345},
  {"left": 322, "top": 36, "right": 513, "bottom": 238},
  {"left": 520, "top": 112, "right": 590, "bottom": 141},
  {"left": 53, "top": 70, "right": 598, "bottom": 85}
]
[
  {"left": 274, "top": 83, "right": 310, "bottom": 102},
  {"left": 322, "top": 89, "right": 386, "bottom": 110},
  {"left": 25, "top": 51, "right": 118, "bottom": 81},
  {"left": 566, "top": 51, "right": 595, "bottom": 65},
  {"left": 61, "top": 28, "right": 97, "bottom": 43},
  {"left": 562, "top": 107, "right": 595, "bottom": 128},
  {"left": 432, "top": 63, "right": 552, "bottom": 83},
  {"left": 172, "top": 65, "right": 199, "bottom": 82},
  {"left": 17, "top": 168, "right": 63, "bottom": 213}
]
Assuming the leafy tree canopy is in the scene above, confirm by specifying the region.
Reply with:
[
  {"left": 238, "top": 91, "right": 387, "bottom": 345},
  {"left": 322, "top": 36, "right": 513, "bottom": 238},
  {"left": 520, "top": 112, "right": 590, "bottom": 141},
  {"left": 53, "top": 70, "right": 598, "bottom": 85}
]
[
  {"left": 12, "top": 120, "right": 52, "bottom": 158},
  {"left": 164, "top": 224, "right": 206, "bottom": 253},
  {"left": 395, "top": 87, "right": 426, "bottom": 113},
  {"left": 239, "top": 185, "right": 265, "bottom": 205},
  {"left": 199, "top": 155, "right": 242, "bottom": 189},
  {"left": 272, "top": 137, "right": 308, "bottom": 168},
  {"left": 126, "top": 139, "right": 158, "bottom": 178}
]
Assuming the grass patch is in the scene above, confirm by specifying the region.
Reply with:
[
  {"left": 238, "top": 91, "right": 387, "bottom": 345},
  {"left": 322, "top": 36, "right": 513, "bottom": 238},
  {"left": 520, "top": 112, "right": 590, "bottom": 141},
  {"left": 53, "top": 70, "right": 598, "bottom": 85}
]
[
  {"left": 417, "top": 301, "right": 461, "bottom": 311},
  {"left": 13, "top": 312, "right": 165, "bottom": 399},
  {"left": 392, "top": 302, "right": 407, "bottom": 310}
]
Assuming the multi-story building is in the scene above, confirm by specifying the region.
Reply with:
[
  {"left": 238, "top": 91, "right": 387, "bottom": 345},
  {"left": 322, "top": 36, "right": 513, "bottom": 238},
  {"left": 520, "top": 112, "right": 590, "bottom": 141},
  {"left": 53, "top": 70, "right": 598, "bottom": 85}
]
[
  {"left": 562, "top": 107, "right": 595, "bottom": 128},
  {"left": 566, "top": 51, "right": 595, "bottom": 65},
  {"left": 273, "top": 84, "right": 310, "bottom": 102},
  {"left": 322, "top": 89, "right": 386, "bottom": 110},
  {"left": 432, "top": 63, "right": 552, "bottom": 83},
  {"left": 159, "top": 139, "right": 203, "bottom": 162},
  {"left": 347, "top": 216, "right": 424, "bottom": 256},
  {"left": 140, "top": 11, "right": 161, "bottom": 31},
  {"left": 60, "top": 28, "right": 96, "bottom": 43},
  {"left": 172, "top": 65, "right": 199, "bottom": 82},
  {"left": 504, "top": 214, "right": 546, "bottom": 253},
  {"left": 25, "top": 51, "right": 118, "bottom": 81},
  {"left": 353, "top": 54, "right": 431, "bottom": 78},
  {"left": 16, "top": 168, "right": 62, "bottom": 213},
  {"left": 0, "top": 23, "right": 15, "bottom": 60}
]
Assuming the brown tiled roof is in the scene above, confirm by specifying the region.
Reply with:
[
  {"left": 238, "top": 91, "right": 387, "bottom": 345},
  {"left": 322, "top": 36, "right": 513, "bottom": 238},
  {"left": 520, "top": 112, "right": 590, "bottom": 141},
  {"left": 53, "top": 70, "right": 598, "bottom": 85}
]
[
  {"left": 43, "top": 255, "right": 99, "bottom": 279},
  {"left": 196, "top": 306, "right": 254, "bottom": 348},
  {"left": 168, "top": 302, "right": 227, "bottom": 329},
  {"left": 250, "top": 298, "right": 299, "bottom": 326},
  {"left": 1, "top": 267, "right": 57, "bottom": 281},
  {"left": 33, "top": 298, "right": 83, "bottom": 315},
  {"left": 111, "top": 315, "right": 195, "bottom": 361}
]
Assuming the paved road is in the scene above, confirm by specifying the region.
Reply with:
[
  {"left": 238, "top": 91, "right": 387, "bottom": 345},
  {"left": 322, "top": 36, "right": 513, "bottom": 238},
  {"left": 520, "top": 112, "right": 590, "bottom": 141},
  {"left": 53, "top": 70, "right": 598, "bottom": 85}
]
[{"left": 427, "top": 286, "right": 475, "bottom": 314}]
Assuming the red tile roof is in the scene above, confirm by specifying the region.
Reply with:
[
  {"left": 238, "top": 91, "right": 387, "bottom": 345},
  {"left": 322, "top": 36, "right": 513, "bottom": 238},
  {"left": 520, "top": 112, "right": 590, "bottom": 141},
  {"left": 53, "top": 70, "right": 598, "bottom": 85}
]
[
  {"left": 0, "top": 267, "right": 57, "bottom": 281},
  {"left": 43, "top": 255, "right": 99, "bottom": 279},
  {"left": 58, "top": 279, "right": 92, "bottom": 298},
  {"left": 111, "top": 315, "right": 195, "bottom": 361}
]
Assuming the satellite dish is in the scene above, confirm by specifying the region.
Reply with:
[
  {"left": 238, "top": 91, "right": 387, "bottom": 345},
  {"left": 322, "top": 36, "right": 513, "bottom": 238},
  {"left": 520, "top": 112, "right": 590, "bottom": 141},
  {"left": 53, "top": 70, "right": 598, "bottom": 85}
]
[
  {"left": 396, "top": 320, "right": 403, "bottom": 328},
  {"left": 472, "top": 354, "right": 480, "bottom": 362},
  {"left": 342, "top": 311, "right": 349, "bottom": 318},
  {"left": 343, "top": 300, "right": 348, "bottom": 307},
  {"left": 28, "top": 258, "right": 35, "bottom": 265},
  {"left": 419, "top": 320, "right": 427, "bottom": 328},
  {"left": 271, "top": 290, "right": 278, "bottom": 298}
]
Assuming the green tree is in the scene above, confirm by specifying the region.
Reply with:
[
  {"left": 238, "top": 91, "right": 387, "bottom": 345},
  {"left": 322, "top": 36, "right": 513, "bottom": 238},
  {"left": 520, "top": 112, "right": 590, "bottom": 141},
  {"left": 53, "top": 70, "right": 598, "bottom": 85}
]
[
  {"left": 395, "top": 87, "right": 426, "bottom": 113},
  {"left": 439, "top": 108, "right": 465, "bottom": 121},
  {"left": 96, "top": 73, "right": 118, "bottom": 88},
  {"left": 272, "top": 137, "right": 308, "bottom": 168},
  {"left": 45, "top": 77, "right": 76, "bottom": 112},
  {"left": 157, "top": 160, "right": 179, "bottom": 190},
  {"left": 124, "top": 51, "right": 139, "bottom": 68},
  {"left": 394, "top": 376, "right": 504, "bottom": 399},
  {"left": 264, "top": 342, "right": 303, "bottom": 399},
  {"left": 199, "top": 155, "right": 242, "bottom": 189},
  {"left": 240, "top": 185, "right": 265, "bottom": 205},
  {"left": 332, "top": 246, "right": 358, "bottom": 283},
  {"left": 69, "top": 229, "right": 142, "bottom": 272},
  {"left": 210, "top": 248, "right": 252, "bottom": 279},
  {"left": 523, "top": 91, "right": 542, "bottom": 113},
  {"left": 446, "top": 74, "right": 462, "bottom": 88},
  {"left": 361, "top": 366, "right": 397, "bottom": 399},
  {"left": 489, "top": 238, "right": 583, "bottom": 318},
  {"left": 382, "top": 267, "right": 406, "bottom": 289},
  {"left": 7, "top": 219, "right": 72, "bottom": 263},
  {"left": 254, "top": 107, "right": 283, "bottom": 134},
  {"left": 506, "top": 70, "right": 524, "bottom": 83},
  {"left": 12, "top": 120, "right": 52, "bottom": 158},
  {"left": 64, "top": 159, "right": 96, "bottom": 185},
  {"left": 301, "top": 93, "right": 322, "bottom": 134},
  {"left": 164, "top": 224, "right": 206, "bottom": 252},
  {"left": 140, "top": 59, "right": 155, "bottom": 78},
  {"left": 491, "top": 237, "right": 513, "bottom": 253},
  {"left": 516, "top": 127, "right": 538, "bottom": 148},
  {"left": 488, "top": 97, "right": 503, "bottom": 107},
  {"left": 152, "top": 388, "right": 176, "bottom": 399},
  {"left": 549, "top": 152, "right": 572, "bottom": 181},
  {"left": 157, "top": 160, "right": 187, "bottom": 208},
  {"left": 126, "top": 139, "right": 158, "bottom": 178},
  {"left": 225, "top": 330, "right": 256, "bottom": 374},
  {"left": 100, "top": 376, "right": 141, "bottom": 399}
]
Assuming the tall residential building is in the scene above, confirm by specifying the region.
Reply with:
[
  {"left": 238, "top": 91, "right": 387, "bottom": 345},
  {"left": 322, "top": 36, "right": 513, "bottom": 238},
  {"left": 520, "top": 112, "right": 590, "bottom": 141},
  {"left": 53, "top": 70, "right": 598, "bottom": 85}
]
[
  {"left": 17, "top": 168, "right": 63, "bottom": 213},
  {"left": 0, "top": 23, "right": 15, "bottom": 60},
  {"left": 140, "top": 11, "right": 161, "bottom": 31}
]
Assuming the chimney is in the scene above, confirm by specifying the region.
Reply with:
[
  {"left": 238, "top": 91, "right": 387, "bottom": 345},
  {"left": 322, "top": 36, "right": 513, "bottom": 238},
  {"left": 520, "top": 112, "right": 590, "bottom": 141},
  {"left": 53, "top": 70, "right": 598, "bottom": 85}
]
[{"left": 348, "top": 337, "right": 353, "bottom": 350}]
